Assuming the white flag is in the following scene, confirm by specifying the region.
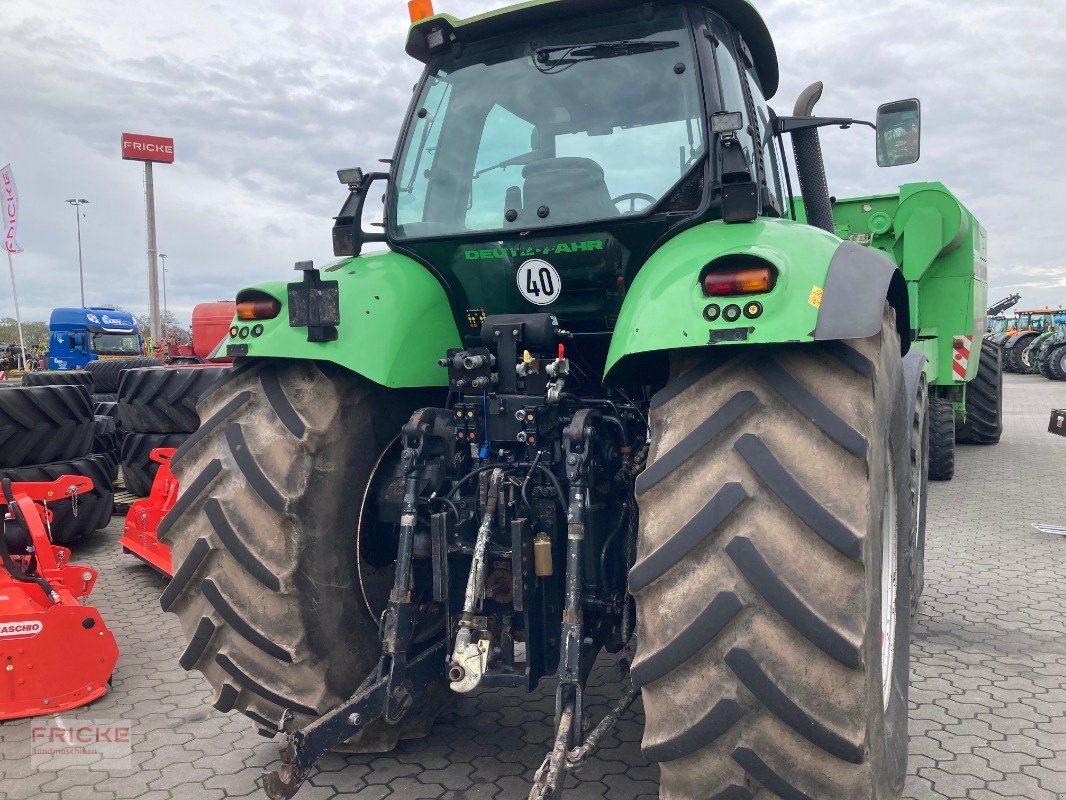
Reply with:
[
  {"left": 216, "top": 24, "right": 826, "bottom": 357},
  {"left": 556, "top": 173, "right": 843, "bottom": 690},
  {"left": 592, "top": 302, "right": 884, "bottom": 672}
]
[{"left": 2, "top": 164, "right": 23, "bottom": 254}]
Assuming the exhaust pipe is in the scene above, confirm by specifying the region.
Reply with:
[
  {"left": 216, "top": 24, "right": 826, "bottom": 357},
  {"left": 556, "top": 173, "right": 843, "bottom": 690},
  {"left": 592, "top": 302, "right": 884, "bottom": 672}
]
[{"left": 791, "top": 82, "right": 835, "bottom": 234}]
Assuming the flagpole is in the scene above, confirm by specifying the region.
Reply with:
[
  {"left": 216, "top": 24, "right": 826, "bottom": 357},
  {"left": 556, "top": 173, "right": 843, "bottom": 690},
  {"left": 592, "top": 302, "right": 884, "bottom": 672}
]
[{"left": 6, "top": 249, "right": 27, "bottom": 371}]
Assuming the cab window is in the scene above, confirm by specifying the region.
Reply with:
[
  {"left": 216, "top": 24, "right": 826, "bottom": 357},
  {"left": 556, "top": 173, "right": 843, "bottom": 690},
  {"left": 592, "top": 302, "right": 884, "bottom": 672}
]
[
  {"left": 468, "top": 105, "right": 536, "bottom": 231},
  {"left": 744, "top": 65, "right": 785, "bottom": 213}
]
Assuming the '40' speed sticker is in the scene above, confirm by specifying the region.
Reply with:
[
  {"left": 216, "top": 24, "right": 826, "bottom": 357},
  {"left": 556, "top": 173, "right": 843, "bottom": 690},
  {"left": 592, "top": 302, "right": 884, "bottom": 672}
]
[{"left": 517, "top": 259, "right": 561, "bottom": 306}]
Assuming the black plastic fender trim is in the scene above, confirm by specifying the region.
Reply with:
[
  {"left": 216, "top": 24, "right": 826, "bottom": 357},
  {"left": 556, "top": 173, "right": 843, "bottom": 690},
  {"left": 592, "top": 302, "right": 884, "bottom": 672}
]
[{"left": 814, "top": 241, "right": 909, "bottom": 350}]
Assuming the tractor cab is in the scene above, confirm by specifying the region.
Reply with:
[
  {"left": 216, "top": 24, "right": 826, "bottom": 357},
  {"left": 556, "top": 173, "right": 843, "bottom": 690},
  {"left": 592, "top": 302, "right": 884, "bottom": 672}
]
[
  {"left": 330, "top": 0, "right": 919, "bottom": 381},
  {"left": 337, "top": 1, "right": 782, "bottom": 346}
]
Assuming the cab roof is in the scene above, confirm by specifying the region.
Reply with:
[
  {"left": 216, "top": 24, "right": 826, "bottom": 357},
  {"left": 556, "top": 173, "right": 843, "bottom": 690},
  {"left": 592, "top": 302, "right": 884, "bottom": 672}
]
[
  {"left": 407, "top": 0, "right": 779, "bottom": 99},
  {"left": 49, "top": 307, "right": 137, "bottom": 330}
]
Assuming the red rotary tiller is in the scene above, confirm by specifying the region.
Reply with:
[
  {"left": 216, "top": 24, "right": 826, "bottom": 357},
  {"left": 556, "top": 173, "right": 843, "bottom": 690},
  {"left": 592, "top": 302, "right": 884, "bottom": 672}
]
[
  {"left": 0, "top": 475, "right": 119, "bottom": 720},
  {"left": 120, "top": 448, "right": 177, "bottom": 576}
]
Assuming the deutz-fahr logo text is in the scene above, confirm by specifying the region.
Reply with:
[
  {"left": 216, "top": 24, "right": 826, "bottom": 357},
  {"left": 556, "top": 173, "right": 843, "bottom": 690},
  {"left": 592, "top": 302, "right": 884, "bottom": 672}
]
[
  {"left": 0, "top": 620, "right": 44, "bottom": 638},
  {"left": 464, "top": 239, "right": 604, "bottom": 261}
]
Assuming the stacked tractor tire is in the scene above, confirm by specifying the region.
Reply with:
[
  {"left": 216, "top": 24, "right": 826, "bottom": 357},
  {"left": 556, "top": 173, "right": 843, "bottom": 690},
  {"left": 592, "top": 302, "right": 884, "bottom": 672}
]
[
  {"left": 117, "top": 366, "right": 230, "bottom": 496},
  {"left": 0, "top": 376, "right": 115, "bottom": 545}
]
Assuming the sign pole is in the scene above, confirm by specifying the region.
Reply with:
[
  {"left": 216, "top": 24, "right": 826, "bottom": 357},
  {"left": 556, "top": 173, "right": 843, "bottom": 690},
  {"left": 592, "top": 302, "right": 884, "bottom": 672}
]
[
  {"left": 144, "top": 161, "right": 161, "bottom": 344},
  {"left": 121, "top": 132, "right": 172, "bottom": 349},
  {"left": 6, "top": 250, "right": 28, "bottom": 371}
]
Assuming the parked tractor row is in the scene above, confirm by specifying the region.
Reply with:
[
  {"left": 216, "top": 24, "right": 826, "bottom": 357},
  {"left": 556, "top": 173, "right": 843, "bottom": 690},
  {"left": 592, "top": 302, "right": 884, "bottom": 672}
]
[{"left": 987, "top": 307, "right": 1066, "bottom": 380}]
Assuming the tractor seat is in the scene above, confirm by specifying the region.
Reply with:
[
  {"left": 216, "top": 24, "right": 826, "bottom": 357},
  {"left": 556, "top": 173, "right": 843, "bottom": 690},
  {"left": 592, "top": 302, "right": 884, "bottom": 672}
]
[{"left": 521, "top": 157, "right": 618, "bottom": 224}]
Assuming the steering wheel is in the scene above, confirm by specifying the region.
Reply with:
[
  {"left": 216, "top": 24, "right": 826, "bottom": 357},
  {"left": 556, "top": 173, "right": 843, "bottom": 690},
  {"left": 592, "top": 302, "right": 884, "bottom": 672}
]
[{"left": 612, "top": 192, "right": 656, "bottom": 213}]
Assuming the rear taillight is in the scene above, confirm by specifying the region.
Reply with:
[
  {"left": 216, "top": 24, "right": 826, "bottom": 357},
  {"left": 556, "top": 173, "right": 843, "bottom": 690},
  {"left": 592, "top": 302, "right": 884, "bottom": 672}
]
[
  {"left": 701, "top": 267, "right": 775, "bottom": 297},
  {"left": 236, "top": 297, "right": 281, "bottom": 321}
]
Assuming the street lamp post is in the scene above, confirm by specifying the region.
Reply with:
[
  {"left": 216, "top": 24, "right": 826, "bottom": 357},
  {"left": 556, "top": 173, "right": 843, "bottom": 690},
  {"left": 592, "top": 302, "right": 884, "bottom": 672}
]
[
  {"left": 65, "top": 198, "right": 89, "bottom": 306},
  {"left": 159, "top": 253, "right": 168, "bottom": 324}
]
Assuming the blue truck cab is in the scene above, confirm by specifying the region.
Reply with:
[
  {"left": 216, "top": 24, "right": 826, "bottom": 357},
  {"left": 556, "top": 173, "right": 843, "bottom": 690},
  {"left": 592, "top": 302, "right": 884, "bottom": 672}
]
[{"left": 48, "top": 307, "right": 143, "bottom": 370}]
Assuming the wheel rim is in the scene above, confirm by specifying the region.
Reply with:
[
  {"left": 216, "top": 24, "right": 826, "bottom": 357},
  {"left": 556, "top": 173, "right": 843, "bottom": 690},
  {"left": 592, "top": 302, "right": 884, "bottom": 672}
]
[
  {"left": 355, "top": 435, "right": 445, "bottom": 644},
  {"left": 880, "top": 459, "right": 898, "bottom": 711},
  {"left": 356, "top": 435, "right": 403, "bottom": 623}
]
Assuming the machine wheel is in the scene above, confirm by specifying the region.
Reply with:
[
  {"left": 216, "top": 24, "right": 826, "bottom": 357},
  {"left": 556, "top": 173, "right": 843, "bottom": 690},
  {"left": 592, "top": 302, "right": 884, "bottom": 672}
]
[
  {"left": 0, "top": 453, "right": 115, "bottom": 544},
  {"left": 93, "top": 400, "right": 118, "bottom": 420},
  {"left": 927, "top": 398, "right": 955, "bottom": 481},
  {"left": 118, "top": 366, "right": 231, "bottom": 433},
  {"left": 121, "top": 432, "right": 188, "bottom": 496},
  {"left": 1019, "top": 342, "right": 1037, "bottom": 372},
  {"left": 1049, "top": 347, "right": 1066, "bottom": 381},
  {"left": 908, "top": 374, "right": 929, "bottom": 616},
  {"left": 21, "top": 370, "right": 94, "bottom": 389},
  {"left": 92, "top": 392, "right": 119, "bottom": 403},
  {"left": 158, "top": 359, "right": 449, "bottom": 748},
  {"left": 0, "top": 385, "right": 94, "bottom": 469},
  {"left": 92, "top": 416, "right": 121, "bottom": 482},
  {"left": 955, "top": 339, "right": 1003, "bottom": 444},
  {"left": 1004, "top": 333, "right": 1036, "bottom": 373},
  {"left": 1037, "top": 349, "right": 1055, "bottom": 379},
  {"left": 85, "top": 357, "right": 161, "bottom": 393},
  {"left": 631, "top": 311, "right": 911, "bottom": 800}
]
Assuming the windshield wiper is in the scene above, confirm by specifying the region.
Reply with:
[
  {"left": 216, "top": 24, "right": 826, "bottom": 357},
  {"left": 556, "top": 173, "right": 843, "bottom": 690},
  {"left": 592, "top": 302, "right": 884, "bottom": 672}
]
[
  {"left": 533, "top": 39, "right": 678, "bottom": 72},
  {"left": 474, "top": 151, "right": 536, "bottom": 179}
]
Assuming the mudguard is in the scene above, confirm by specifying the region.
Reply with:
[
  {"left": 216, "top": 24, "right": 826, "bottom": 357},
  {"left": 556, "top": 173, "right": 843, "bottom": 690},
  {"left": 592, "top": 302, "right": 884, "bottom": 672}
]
[
  {"left": 218, "top": 251, "right": 462, "bottom": 388},
  {"left": 902, "top": 350, "right": 928, "bottom": 410},
  {"left": 604, "top": 218, "right": 907, "bottom": 381},
  {"left": 1002, "top": 332, "right": 1033, "bottom": 351}
]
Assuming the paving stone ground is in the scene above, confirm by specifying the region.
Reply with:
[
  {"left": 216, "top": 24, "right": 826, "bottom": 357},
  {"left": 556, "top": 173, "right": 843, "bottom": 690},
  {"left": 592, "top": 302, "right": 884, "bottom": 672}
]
[{"left": 1, "top": 373, "right": 1064, "bottom": 800}]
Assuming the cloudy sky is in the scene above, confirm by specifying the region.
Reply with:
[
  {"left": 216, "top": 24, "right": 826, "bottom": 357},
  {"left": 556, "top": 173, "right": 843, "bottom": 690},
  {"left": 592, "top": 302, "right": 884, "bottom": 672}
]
[{"left": 3, "top": 0, "right": 1064, "bottom": 325}]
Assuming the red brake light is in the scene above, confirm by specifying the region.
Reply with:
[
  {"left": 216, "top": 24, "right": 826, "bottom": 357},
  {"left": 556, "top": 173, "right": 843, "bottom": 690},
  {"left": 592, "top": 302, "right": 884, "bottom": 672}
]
[
  {"left": 701, "top": 267, "right": 774, "bottom": 297},
  {"left": 236, "top": 297, "right": 281, "bottom": 321}
]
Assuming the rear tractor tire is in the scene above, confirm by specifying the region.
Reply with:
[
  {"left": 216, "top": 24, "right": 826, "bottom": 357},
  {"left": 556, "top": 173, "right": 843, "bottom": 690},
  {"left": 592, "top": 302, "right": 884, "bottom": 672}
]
[
  {"left": 0, "top": 384, "right": 94, "bottom": 469},
  {"left": 85, "top": 357, "right": 161, "bottom": 393},
  {"left": 632, "top": 312, "right": 911, "bottom": 800},
  {"left": 159, "top": 359, "right": 450, "bottom": 748},
  {"left": 21, "top": 370, "right": 94, "bottom": 390},
  {"left": 1004, "top": 333, "right": 1036, "bottom": 373},
  {"left": 955, "top": 339, "right": 1003, "bottom": 444},
  {"left": 1049, "top": 346, "right": 1066, "bottom": 381},
  {"left": 928, "top": 398, "right": 955, "bottom": 481},
  {"left": 118, "top": 365, "right": 231, "bottom": 434},
  {"left": 121, "top": 432, "right": 187, "bottom": 496},
  {"left": 1037, "top": 348, "right": 1055, "bottom": 379}
]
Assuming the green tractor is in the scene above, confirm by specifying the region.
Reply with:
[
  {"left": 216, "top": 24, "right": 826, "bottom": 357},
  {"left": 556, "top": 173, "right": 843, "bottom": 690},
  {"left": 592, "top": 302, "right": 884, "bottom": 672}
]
[
  {"left": 986, "top": 315, "right": 1015, "bottom": 336},
  {"left": 1036, "top": 316, "right": 1066, "bottom": 380},
  {"left": 1001, "top": 309, "right": 1061, "bottom": 373},
  {"left": 159, "top": 2, "right": 990, "bottom": 797}
]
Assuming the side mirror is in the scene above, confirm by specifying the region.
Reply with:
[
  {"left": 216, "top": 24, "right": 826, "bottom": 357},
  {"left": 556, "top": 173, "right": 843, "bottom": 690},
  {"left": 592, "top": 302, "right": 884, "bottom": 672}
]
[
  {"left": 332, "top": 169, "right": 388, "bottom": 257},
  {"left": 876, "top": 99, "right": 921, "bottom": 167}
]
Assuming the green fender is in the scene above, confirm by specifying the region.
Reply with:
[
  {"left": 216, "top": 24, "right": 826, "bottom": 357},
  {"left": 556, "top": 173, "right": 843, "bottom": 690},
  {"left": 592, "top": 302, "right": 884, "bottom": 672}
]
[
  {"left": 604, "top": 218, "right": 907, "bottom": 382},
  {"left": 221, "top": 251, "right": 462, "bottom": 388}
]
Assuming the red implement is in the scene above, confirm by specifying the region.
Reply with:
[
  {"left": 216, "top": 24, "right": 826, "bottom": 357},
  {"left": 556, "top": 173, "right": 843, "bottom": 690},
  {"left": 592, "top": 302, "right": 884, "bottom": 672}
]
[
  {"left": 120, "top": 448, "right": 177, "bottom": 576},
  {"left": 0, "top": 475, "right": 120, "bottom": 721}
]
